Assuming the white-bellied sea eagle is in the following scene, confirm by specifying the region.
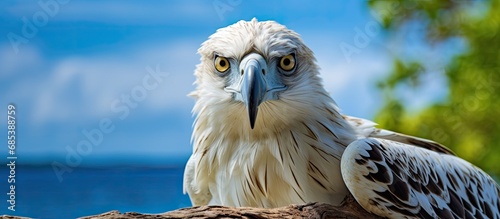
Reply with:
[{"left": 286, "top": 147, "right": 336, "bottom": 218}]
[{"left": 183, "top": 19, "right": 500, "bottom": 218}]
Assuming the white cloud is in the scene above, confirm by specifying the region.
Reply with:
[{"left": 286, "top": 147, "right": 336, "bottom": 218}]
[
  {"left": 0, "top": 44, "right": 42, "bottom": 79},
  {"left": 140, "top": 41, "right": 199, "bottom": 110},
  {"left": 22, "top": 39, "right": 200, "bottom": 125},
  {"left": 320, "top": 51, "right": 390, "bottom": 118}
]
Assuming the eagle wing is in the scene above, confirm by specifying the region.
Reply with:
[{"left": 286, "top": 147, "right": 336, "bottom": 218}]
[
  {"left": 183, "top": 153, "right": 212, "bottom": 206},
  {"left": 341, "top": 137, "right": 500, "bottom": 219},
  {"left": 342, "top": 115, "right": 500, "bottom": 218}
]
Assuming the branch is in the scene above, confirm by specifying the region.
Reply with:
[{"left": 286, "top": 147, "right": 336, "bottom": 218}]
[
  {"left": 1, "top": 194, "right": 381, "bottom": 218},
  {"left": 80, "top": 195, "right": 382, "bottom": 219}
]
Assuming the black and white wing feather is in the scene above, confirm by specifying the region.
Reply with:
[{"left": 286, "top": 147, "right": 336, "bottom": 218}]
[
  {"left": 341, "top": 138, "right": 500, "bottom": 219},
  {"left": 344, "top": 115, "right": 455, "bottom": 155}
]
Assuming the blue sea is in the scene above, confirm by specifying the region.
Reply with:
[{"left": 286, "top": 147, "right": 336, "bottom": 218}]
[{"left": 0, "top": 165, "right": 192, "bottom": 218}]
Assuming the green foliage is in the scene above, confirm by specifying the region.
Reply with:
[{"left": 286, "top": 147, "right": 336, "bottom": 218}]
[{"left": 369, "top": 0, "right": 500, "bottom": 175}]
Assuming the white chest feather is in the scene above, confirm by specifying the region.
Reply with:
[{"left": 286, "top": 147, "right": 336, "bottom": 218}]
[
  {"left": 186, "top": 107, "right": 357, "bottom": 208},
  {"left": 206, "top": 128, "right": 349, "bottom": 207}
]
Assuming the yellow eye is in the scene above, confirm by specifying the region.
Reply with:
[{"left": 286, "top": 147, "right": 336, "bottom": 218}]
[
  {"left": 214, "top": 56, "right": 230, "bottom": 73},
  {"left": 279, "top": 54, "right": 296, "bottom": 71}
]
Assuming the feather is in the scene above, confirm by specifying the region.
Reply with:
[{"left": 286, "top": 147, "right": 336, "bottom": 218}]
[
  {"left": 342, "top": 138, "right": 500, "bottom": 218},
  {"left": 344, "top": 115, "right": 455, "bottom": 155}
]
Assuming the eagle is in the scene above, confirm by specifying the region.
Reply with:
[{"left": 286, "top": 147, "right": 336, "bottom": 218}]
[{"left": 183, "top": 19, "right": 500, "bottom": 218}]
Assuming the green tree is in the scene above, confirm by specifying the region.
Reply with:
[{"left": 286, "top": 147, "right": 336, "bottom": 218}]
[{"left": 369, "top": 0, "right": 500, "bottom": 176}]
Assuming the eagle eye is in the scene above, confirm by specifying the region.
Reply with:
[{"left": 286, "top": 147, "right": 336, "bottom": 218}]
[
  {"left": 214, "top": 56, "right": 230, "bottom": 73},
  {"left": 279, "top": 54, "right": 296, "bottom": 71}
]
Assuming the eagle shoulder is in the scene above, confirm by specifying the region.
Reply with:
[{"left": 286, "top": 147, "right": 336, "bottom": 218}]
[{"left": 344, "top": 115, "right": 455, "bottom": 155}]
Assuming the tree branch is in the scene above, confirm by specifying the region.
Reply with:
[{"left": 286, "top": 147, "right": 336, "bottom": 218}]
[{"left": 79, "top": 195, "right": 382, "bottom": 219}]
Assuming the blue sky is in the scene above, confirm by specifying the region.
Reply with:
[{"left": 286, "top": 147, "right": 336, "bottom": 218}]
[{"left": 0, "top": 1, "right": 454, "bottom": 166}]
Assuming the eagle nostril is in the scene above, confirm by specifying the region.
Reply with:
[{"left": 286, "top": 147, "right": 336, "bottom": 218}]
[
  {"left": 262, "top": 69, "right": 266, "bottom": 75},
  {"left": 241, "top": 69, "right": 244, "bottom": 75}
]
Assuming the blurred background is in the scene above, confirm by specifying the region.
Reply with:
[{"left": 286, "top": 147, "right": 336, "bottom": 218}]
[{"left": 0, "top": 0, "right": 498, "bottom": 218}]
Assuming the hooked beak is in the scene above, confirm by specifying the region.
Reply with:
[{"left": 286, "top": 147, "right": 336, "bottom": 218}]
[
  {"left": 241, "top": 59, "right": 266, "bottom": 129},
  {"left": 224, "top": 53, "right": 287, "bottom": 129}
]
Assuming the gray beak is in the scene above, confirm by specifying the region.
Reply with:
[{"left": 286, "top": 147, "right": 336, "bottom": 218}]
[
  {"left": 241, "top": 59, "right": 266, "bottom": 129},
  {"left": 224, "top": 53, "right": 287, "bottom": 129}
]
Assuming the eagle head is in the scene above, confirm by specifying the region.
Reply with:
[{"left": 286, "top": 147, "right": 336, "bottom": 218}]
[{"left": 191, "top": 18, "right": 332, "bottom": 137}]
